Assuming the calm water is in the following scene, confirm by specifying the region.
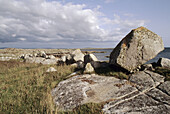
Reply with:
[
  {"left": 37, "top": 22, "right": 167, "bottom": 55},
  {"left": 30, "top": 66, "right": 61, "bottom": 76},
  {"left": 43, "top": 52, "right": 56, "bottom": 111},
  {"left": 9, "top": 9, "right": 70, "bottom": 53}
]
[{"left": 82, "top": 48, "right": 170, "bottom": 63}]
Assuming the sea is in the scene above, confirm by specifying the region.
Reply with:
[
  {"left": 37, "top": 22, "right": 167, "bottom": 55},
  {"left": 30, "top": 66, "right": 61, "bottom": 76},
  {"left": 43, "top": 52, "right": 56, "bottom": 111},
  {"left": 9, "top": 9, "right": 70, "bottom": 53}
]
[{"left": 82, "top": 47, "right": 170, "bottom": 64}]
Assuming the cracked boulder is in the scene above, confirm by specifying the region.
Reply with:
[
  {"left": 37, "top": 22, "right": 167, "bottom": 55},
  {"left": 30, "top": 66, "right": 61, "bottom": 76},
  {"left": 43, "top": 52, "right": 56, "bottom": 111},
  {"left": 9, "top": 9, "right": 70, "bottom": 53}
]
[
  {"left": 109, "top": 26, "right": 164, "bottom": 72},
  {"left": 51, "top": 74, "right": 137, "bottom": 111},
  {"left": 102, "top": 71, "right": 170, "bottom": 114},
  {"left": 129, "top": 70, "right": 164, "bottom": 91}
]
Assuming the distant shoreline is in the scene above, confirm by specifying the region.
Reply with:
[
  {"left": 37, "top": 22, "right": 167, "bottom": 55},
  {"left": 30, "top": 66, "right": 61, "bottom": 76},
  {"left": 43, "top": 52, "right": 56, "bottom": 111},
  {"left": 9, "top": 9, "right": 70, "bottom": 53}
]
[{"left": 0, "top": 47, "right": 170, "bottom": 49}]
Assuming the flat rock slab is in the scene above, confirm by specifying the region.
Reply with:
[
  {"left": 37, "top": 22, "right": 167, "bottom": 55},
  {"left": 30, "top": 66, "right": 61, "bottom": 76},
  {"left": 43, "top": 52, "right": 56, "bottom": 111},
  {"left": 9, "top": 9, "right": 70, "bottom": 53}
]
[
  {"left": 129, "top": 70, "right": 164, "bottom": 91},
  {"left": 51, "top": 71, "right": 170, "bottom": 113},
  {"left": 103, "top": 94, "right": 170, "bottom": 114},
  {"left": 51, "top": 74, "right": 137, "bottom": 111},
  {"left": 103, "top": 71, "right": 170, "bottom": 114}
]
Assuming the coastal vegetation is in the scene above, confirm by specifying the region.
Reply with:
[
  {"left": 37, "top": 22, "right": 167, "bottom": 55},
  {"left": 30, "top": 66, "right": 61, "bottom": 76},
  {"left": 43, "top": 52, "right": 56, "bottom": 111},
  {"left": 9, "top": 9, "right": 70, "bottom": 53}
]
[{"left": 0, "top": 60, "right": 104, "bottom": 113}]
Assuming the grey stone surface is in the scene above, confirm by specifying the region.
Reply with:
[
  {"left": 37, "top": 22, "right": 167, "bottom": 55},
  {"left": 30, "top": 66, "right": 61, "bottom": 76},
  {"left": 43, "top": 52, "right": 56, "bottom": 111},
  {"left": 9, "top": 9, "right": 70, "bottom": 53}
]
[
  {"left": 142, "top": 63, "right": 154, "bottom": 71},
  {"left": 25, "top": 57, "right": 45, "bottom": 63},
  {"left": 109, "top": 26, "right": 164, "bottom": 72},
  {"left": 51, "top": 71, "right": 170, "bottom": 113},
  {"left": 103, "top": 94, "right": 170, "bottom": 114},
  {"left": 157, "top": 57, "right": 170, "bottom": 68},
  {"left": 84, "top": 63, "right": 94, "bottom": 73},
  {"left": 41, "top": 58, "right": 58, "bottom": 65},
  {"left": 84, "top": 54, "right": 98, "bottom": 64},
  {"left": 72, "top": 49, "right": 84, "bottom": 62},
  {"left": 46, "top": 67, "right": 57, "bottom": 72},
  {"left": 158, "top": 81, "right": 170, "bottom": 96},
  {"left": 51, "top": 74, "right": 137, "bottom": 111},
  {"left": 129, "top": 70, "right": 164, "bottom": 91}
]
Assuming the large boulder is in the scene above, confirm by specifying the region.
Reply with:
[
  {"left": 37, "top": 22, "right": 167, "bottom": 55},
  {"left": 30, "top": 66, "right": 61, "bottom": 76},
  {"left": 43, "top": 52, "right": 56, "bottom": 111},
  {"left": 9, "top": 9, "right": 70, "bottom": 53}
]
[
  {"left": 72, "top": 49, "right": 84, "bottom": 62},
  {"left": 109, "top": 26, "right": 164, "bottom": 72},
  {"left": 157, "top": 58, "right": 170, "bottom": 68}
]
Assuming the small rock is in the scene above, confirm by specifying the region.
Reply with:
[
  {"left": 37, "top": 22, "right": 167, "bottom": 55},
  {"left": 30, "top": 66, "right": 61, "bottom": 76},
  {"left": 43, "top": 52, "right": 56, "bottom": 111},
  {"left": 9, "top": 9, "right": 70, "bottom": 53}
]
[
  {"left": 84, "top": 63, "right": 94, "bottom": 73},
  {"left": 37, "top": 51, "right": 46, "bottom": 58},
  {"left": 71, "top": 63, "right": 78, "bottom": 67},
  {"left": 84, "top": 54, "right": 98, "bottom": 64},
  {"left": 25, "top": 57, "right": 45, "bottom": 64},
  {"left": 41, "top": 58, "right": 58, "bottom": 65},
  {"left": 46, "top": 67, "right": 57, "bottom": 72},
  {"left": 142, "top": 64, "right": 154, "bottom": 71},
  {"left": 157, "top": 57, "right": 170, "bottom": 68},
  {"left": 61, "top": 55, "right": 66, "bottom": 62},
  {"left": 48, "top": 55, "right": 56, "bottom": 59},
  {"left": 77, "top": 61, "right": 84, "bottom": 69},
  {"left": 72, "top": 49, "right": 84, "bottom": 62}
]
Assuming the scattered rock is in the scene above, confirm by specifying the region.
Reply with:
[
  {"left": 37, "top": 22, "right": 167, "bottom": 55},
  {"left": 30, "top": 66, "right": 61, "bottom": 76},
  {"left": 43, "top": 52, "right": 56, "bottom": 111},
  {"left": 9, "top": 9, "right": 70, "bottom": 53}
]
[
  {"left": 84, "top": 63, "right": 94, "bottom": 73},
  {"left": 48, "top": 55, "right": 56, "bottom": 59},
  {"left": 109, "top": 26, "right": 164, "bottom": 72},
  {"left": 41, "top": 58, "right": 58, "bottom": 65},
  {"left": 157, "top": 57, "right": 170, "bottom": 68},
  {"left": 71, "top": 63, "right": 78, "bottom": 67},
  {"left": 38, "top": 51, "right": 47, "bottom": 58},
  {"left": 25, "top": 57, "right": 45, "bottom": 64},
  {"left": 84, "top": 54, "right": 98, "bottom": 64},
  {"left": 66, "top": 54, "right": 73, "bottom": 64},
  {"left": 142, "top": 63, "right": 154, "bottom": 71},
  {"left": 72, "top": 49, "right": 84, "bottom": 62},
  {"left": 61, "top": 55, "right": 66, "bottom": 62},
  {"left": 46, "top": 67, "right": 57, "bottom": 72},
  {"left": 77, "top": 61, "right": 84, "bottom": 69}
]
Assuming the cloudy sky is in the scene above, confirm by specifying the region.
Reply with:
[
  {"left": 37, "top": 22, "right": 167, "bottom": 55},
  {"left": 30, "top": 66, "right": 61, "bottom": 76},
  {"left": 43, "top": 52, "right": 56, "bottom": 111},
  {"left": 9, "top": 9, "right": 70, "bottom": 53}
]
[{"left": 0, "top": 0, "right": 169, "bottom": 48}]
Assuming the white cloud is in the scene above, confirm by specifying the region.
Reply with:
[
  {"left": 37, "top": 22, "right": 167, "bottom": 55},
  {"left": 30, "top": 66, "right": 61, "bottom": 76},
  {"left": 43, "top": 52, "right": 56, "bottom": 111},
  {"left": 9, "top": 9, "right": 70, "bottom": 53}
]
[{"left": 0, "top": 0, "right": 147, "bottom": 48}]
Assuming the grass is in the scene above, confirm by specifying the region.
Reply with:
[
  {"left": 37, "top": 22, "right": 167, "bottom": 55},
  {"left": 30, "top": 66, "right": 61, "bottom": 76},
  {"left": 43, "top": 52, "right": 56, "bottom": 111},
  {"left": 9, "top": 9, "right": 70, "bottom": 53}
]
[
  {"left": 0, "top": 60, "right": 104, "bottom": 113},
  {"left": 1, "top": 60, "right": 169, "bottom": 113},
  {"left": 95, "top": 67, "right": 129, "bottom": 80},
  {"left": 154, "top": 67, "right": 170, "bottom": 81}
]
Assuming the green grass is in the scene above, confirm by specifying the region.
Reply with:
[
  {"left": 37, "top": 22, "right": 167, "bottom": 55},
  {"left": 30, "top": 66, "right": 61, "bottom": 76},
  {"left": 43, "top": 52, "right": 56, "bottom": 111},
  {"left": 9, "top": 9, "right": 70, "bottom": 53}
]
[
  {"left": 95, "top": 67, "right": 129, "bottom": 80},
  {"left": 154, "top": 67, "right": 170, "bottom": 81},
  {"left": 0, "top": 60, "right": 74, "bottom": 113},
  {"left": 0, "top": 60, "right": 104, "bottom": 113}
]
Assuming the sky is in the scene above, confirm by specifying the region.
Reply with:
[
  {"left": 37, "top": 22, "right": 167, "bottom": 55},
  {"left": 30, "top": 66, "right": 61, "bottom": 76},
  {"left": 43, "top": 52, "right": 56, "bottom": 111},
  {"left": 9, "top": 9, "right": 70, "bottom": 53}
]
[{"left": 0, "top": 0, "right": 169, "bottom": 48}]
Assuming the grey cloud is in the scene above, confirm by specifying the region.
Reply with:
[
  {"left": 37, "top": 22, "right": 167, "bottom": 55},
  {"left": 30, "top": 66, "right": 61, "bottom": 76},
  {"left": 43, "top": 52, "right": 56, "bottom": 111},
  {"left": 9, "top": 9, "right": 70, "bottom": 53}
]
[{"left": 0, "top": 0, "right": 147, "bottom": 48}]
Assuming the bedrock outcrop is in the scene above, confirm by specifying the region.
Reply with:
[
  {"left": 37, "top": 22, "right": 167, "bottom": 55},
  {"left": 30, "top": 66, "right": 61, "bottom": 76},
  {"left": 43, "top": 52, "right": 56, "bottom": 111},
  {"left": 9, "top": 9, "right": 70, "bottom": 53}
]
[
  {"left": 51, "top": 71, "right": 170, "bottom": 113},
  {"left": 109, "top": 26, "right": 164, "bottom": 72}
]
